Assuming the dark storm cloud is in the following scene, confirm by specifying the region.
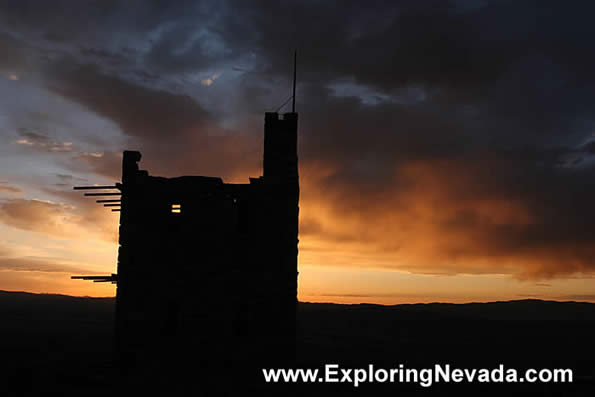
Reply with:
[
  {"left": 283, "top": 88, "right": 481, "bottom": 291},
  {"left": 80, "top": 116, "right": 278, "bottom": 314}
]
[
  {"left": 46, "top": 61, "right": 260, "bottom": 179},
  {"left": 234, "top": 0, "right": 595, "bottom": 145},
  {"left": 3, "top": 0, "right": 595, "bottom": 278},
  {"left": 0, "top": 31, "right": 28, "bottom": 72},
  {"left": 47, "top": 62, "right": 214, "bottom": 141},
  {"left": 0, "top": 0, "right": 236, "bottom": 74},
  {"left": 581, "top": 141, "right": 595, "bottom": 155},
  {"left": 0, "top": 1, "right": 182, "bottom": 42}
]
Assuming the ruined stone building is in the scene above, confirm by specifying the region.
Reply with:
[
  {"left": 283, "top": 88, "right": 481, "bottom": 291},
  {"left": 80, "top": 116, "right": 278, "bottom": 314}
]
[{"left": 74, "top": 110, "right": 299, "bottom": 387}]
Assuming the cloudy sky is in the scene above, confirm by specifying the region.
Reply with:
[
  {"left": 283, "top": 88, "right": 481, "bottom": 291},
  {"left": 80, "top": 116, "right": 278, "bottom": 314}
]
[{"left": 1, "top": 0, "right": 594, "bottom": 303}]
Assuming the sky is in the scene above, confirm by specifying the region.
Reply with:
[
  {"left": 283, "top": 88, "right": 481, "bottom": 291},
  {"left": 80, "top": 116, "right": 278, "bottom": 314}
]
[{"left": 1, "top": 0, "right": 595, "bottom": 304}]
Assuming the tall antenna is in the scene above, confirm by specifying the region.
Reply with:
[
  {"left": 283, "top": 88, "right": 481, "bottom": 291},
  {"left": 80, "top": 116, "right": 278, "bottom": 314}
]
[
  {"left": 273, "top": 51, "right": 298, "bottom": 113},
  {"left": 292, "top": 50, "right": 297, "bottom": 113}
]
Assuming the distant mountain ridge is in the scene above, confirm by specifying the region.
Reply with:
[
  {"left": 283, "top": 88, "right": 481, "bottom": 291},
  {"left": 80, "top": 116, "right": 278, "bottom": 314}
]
[{"left": 2, "top": 289, "right": 594, "bottom": 322}]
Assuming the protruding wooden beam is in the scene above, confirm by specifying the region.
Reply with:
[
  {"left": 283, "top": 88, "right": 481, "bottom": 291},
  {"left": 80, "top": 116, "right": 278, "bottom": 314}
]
[
  {"left": 72, "top": 274, "right": 118, "bottom": 283},
  {"left": 84, "top": 192, "right": 121, "bottom": 196},
  {"left": 73, "top": 186, "right": 117, "bottom": 190},
  {"left": 96, "top": 199, "right": 121, "bottom": 203}
]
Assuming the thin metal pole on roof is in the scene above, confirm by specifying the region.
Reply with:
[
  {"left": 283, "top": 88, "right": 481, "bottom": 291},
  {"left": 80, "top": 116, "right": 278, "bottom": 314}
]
[{"left": 292, "top": 50, "right": 297, "bottom": 113}]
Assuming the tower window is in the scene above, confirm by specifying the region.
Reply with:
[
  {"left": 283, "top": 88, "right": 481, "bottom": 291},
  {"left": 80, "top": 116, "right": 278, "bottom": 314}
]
[{"left": 171, "top": 204, "right": 181, "bottom": 214}]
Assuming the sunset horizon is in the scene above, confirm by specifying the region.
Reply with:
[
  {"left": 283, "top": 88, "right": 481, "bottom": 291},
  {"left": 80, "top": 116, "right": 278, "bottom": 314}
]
[{"left": 2, "top": 1, "right": 595, "bottom": 305}]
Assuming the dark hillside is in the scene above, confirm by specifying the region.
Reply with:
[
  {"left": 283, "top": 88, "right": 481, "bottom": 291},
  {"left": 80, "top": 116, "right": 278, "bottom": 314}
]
[{"left": 1, "top": 291, "right": 594, "bottom": 396}]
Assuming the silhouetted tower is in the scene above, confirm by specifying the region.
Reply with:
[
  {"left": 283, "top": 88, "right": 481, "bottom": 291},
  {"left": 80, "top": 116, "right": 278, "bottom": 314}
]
[
  {"left": 261, "top": 109, "right": 299, "bottom": 361},
  {"left": 259, "top": 51, "right": 299, "bottom": 365},
  {"left": 73, "top": 54, "right": 300, "bottom": 391}
]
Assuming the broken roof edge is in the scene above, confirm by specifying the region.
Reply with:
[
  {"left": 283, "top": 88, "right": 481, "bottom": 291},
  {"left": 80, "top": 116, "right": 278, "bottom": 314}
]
[
  {"left": 123, "top": 150, "right": 264, "bottom": 187},
  {"left": 130, "top": 174, "right": 265, "bottom": 190}
]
